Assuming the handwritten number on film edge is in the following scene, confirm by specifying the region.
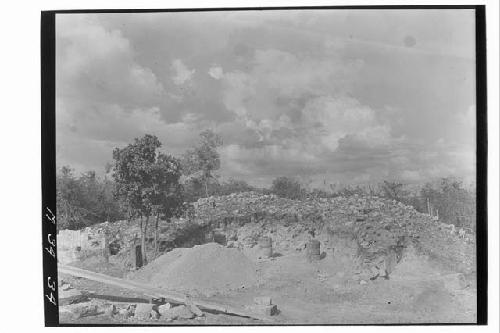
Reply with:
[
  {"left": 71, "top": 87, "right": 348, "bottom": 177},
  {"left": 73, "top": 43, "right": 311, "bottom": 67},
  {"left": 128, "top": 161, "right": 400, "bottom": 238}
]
[{"left": 45, "top": 207, "right": 57, "bottom": 307}]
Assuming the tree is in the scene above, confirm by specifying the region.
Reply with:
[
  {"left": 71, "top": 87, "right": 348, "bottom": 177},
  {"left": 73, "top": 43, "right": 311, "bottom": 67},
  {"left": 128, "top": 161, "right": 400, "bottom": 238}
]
[
  {"left": 215, "top": 178, "right": 256, "bottom": 196},
  {"left": 56, "top": 166, "right": 123, "bottom": 230},
  {"left": 380, "top": 180, "right": 407, "bottom": 201},
  {"left": 112, "top": 134, "right": 163, "bottom": 264},
  {"left": 150, "top": 153, "right": 184, "bottom": 257},
  {"left": 271, "top": 176, "right": 305, "bottom": 200},
  {"left": 420, "top": 177, "right": 476, "bottom": 228},
  {"left": 181, "top": 129, "right": 223, "bottom": 198},
  {"left": 56, "top": 166, "right": 85, "bottom": 230}
]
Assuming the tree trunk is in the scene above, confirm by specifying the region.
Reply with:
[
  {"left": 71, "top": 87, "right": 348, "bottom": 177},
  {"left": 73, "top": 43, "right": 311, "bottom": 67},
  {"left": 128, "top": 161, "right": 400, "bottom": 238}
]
[
  {"left": 138, "top": 216, "right": 143, "bottom": 265},
  {"left": 205, "top": 178, "right": 209, "bottom": 197},
  {"left": 154, "top": 213, "right": 159, "bottom": 258},
  {"left": 141, "top": 215, "right": 149, "bottom": 265}
]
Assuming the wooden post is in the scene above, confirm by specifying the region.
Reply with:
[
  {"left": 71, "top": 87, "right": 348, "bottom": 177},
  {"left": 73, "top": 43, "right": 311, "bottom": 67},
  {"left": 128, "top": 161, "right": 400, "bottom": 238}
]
[
  {"left": 130, "top": 244, "right": 143, "bottom": 269},
  {"left": 103, "top": 233, "right": 109, "bottom": 263}
]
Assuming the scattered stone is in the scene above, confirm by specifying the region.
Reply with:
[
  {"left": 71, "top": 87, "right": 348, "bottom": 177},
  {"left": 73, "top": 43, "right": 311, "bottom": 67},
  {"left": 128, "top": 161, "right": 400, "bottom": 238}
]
[
  {"left": 59, "top": 288, "right": 89, "bottom": 306},
  {"left": 61, "top": 283, "right": 72, "bottom": 291},
  {"left": 150, "top": 310, "right": 160, "bottom": 320},
  {"left": 104, "top": 304, "right": 116, "bottom": 317},
  {"left": 188, "top": 303, "right": 204, "bottom": 317},
  {"left": 160, "top": 305, "right": 194, "bottom": 320},
  {"left": 134, "top": 303, "right": 156, "bottom": 320},
  {"left": 158, "top": 303, "right": 172, "bottom": 316},
  {"left": 247, "top": 304, "right": 278, "bottom": 316},
  {"left": 62, "top": 302, "right": 99, "bottom": 319},
  {"left": 117, "top": 308, "right": 132, "bottom": 319}
]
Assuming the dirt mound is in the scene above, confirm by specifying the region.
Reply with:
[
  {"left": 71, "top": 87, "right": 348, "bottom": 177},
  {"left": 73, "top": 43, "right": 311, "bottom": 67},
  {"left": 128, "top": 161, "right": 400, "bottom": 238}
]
[
  {"left": 389, "top": 245, "right": 443, "bottom": 281},
  {"left": 130, "top": 243, "right": 258, "bottom": 296}
]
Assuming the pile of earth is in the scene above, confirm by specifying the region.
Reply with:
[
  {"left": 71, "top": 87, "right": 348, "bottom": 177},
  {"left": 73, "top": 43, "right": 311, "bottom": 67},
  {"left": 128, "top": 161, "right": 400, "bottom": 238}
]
[{"left": 129, "top": 243, "right": 259, "bottom": 297}]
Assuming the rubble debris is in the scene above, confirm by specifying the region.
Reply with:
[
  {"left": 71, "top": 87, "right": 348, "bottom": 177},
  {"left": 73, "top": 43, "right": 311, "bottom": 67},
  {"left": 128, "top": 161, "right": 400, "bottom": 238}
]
[
  {"left": 104, "top": 304, "right": 116, "bottom": 317},
  {"left": 158, "top": 303, "right": 172, "bottom": 316},
  {"left": 247, "top": 304, "right": 278, "bottom": 316},
  {"left": 117, "top": 308, "right": 132, "bottom": 319},
  {"left": 151, "top": 310, "right": 161, "bottom": 320},
  {"left": 59, "top": 288, "right": 89, "bottom": 306},
  {"left": 63, "top": 191, "right": 476, "bottom": 289},
  {"left": 187, "top": 303, "right": 204, "bottom": 317},
  {"left": 60, "top": 302, "right": 99, "bottom": 320},
  {"left": 60, "top": 282, "right": 72, "bottom": 291},
  {"left": 57, "top": 228, "right": 108, "bottom": 264},
  {"left": 133, "top": 303, "right": 157, "bottom": 320},
  {"left": 160, "top": 305, "right": 195, "bottom": 320},
  {"left": 248, "top": 296, "right": 278, "bottom": 316},
  {"left": 192, "top": 192, "right": 475, "bottom": 277}
]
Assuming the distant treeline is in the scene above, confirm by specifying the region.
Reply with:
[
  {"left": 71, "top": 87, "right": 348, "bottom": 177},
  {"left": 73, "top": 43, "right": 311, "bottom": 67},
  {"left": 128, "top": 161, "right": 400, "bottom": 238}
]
[
  {"left": 56, "top": 167, "right": 122, "bottom": 230},
  {"left": 57, "top": 132, "right": 476, "bottom": 233},
  {"left": 57, "top": 167, "right": 475, "bottom": 231}
]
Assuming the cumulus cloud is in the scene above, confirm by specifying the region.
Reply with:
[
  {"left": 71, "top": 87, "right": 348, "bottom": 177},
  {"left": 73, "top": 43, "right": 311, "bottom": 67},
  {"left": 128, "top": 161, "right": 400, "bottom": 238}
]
[
  {"left": 171, "top": 59, "right": 196, "bottom": 85},
  {"left": 208, "top": 65, "right": 224, "bottom": 80},
  {"left": 55, "top": 12, "right": 477, "bottom": 186},
  {"left": 56, "top": 15, "right": 164, "bottom": 108}
]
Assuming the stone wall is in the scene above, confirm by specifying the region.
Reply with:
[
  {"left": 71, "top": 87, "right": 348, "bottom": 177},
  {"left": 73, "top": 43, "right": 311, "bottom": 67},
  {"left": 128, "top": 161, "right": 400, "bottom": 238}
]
[{"left": 57, "top": 228, "right": 108, "bottom": 264}]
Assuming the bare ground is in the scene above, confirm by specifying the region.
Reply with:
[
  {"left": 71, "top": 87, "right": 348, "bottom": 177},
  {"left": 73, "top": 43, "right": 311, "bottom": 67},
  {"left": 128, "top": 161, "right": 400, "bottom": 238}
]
[{"left": 59, "top": 247, "right": 476, "bottom": 325}]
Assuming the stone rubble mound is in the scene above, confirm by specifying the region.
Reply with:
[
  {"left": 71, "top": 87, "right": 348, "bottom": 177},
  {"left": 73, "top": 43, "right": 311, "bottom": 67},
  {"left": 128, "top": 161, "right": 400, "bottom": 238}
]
[
  {"left": 73, "top": 191, "right": 475, "bottom": 280},
  {"left": 193, "top": 192, "right": 476, "bottom": 275}
]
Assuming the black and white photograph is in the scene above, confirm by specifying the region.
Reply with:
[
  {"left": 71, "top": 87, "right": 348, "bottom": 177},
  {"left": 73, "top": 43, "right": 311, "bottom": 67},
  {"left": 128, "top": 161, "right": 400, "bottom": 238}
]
[{"left": 41, "top": 6, "right": 487, "bottom": 326}]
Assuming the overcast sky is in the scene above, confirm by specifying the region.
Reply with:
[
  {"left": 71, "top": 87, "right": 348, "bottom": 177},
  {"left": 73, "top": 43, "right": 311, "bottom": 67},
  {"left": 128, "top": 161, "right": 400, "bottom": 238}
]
[{"left": 55, "top": 10, "right": 476, "bottom": 188}]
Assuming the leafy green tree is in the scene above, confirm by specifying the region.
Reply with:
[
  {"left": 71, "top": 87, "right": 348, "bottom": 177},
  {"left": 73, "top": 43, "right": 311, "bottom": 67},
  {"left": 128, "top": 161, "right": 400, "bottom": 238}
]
[
  {"left": 112, "top": 134, "right": 185, "bottom": 262},
  {"left": 112, "top": 135, "right": 162, "bottom": 263},
  {"left": 56, "top": 166, "right": 85, "bottom": 230},
  {"left": 182, "top": 130, "right": 223, "bottom": 198},
  {"left": 56, "top": 166, "right": 123, "bottom": 230},
  {"left": 150, "top": 153, "right": 184, "bottom": 257},
  {"left": 334, "top": 185, "right": 368, "bottom": 197},
  {"left": 380, "top": 180, "right": 407, "bottom": 201},
  {"left": 420, "top": 177, "right": 476, "bottom": 228},
  {"left": 271, "top": 176, "right": 305, "bottom": 200},
  {"left": 215, "top": 178, "right": 256, "bottom": 196}
]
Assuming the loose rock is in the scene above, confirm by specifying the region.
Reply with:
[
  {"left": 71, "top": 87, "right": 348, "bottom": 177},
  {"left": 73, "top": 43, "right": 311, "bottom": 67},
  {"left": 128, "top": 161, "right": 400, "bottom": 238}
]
[
  {"left": 104, "top": 304, "right": 116, "bottom": 317},
  {"left": 59, "top": 288, "right": 89, "bottom": 306},
  {"left": 160, "top": 305, "right": 194, "bottom": 320},
  {"left": 188, "top": 303, "right": 204, "bottom": 317},
  {"left": 134, "top": 303, "right": 156, "bottom": 320},
  {"left": 158, "top": 302, "right": 172, "bottom": 316}
]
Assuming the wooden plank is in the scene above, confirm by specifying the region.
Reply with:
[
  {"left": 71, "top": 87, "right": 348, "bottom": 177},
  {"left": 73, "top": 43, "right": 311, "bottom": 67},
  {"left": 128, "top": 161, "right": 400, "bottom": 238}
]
[{"left": 58, "top": 264, "right": 271, "bottom": 322}]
